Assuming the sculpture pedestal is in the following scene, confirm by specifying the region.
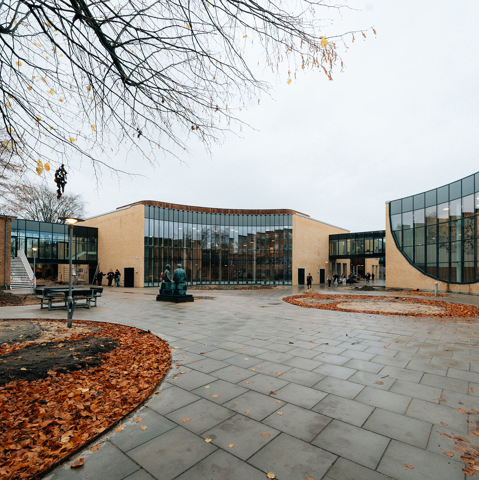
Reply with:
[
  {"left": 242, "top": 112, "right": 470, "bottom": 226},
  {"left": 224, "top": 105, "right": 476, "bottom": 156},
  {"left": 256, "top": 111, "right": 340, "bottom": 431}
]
[
  {"left": 156, "top": 294, "right": 194, "bottom": 303},
  {"left": 156, "top": 282, "right": 194, "bottom": 303}
]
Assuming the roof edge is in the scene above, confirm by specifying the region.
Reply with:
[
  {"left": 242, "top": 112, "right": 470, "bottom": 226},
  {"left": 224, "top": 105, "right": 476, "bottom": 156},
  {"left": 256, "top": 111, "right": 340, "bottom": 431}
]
[{"left": 117, "top": 200, "right": 310, "bottom": 217}]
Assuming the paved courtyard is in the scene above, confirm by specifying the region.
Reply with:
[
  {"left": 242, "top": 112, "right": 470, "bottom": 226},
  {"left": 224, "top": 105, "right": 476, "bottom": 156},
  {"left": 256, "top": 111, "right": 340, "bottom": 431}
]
[{"left": 3, "top": 286, "right": 479, "bottom": 480}]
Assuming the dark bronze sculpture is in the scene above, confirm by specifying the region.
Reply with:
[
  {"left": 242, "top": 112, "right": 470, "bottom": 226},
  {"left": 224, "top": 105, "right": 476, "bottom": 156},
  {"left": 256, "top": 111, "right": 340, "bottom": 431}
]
[
  {"left": 157, "top": 263, "right": 193, "bottom": 303},
  {"left": 163, "top": 264, "right": 171, "bottom": 282}
]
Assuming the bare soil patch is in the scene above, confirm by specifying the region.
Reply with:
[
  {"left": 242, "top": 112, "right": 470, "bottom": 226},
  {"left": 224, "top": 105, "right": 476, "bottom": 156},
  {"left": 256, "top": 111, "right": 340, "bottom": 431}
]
[
  {"left": 0, "top": 291, "right": 40, "bottom": 307},
  {"left": 0, "top": 335, "right": 118, "bottom": 386},
  {"left": 0, "top": 319, "right": 171, "bottom": 479}
]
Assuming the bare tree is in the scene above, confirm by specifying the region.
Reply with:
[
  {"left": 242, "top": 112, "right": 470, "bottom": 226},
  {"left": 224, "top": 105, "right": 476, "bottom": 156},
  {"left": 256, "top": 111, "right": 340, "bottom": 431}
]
[
  {"left": 1, "top": 179, "right": 86, "bottom": 222},
  {"left": 0, "top": 127, "right": 24, "bottom": 196},
  {"left": 0, "top": 1, "right": 371, "bottom": 185}
]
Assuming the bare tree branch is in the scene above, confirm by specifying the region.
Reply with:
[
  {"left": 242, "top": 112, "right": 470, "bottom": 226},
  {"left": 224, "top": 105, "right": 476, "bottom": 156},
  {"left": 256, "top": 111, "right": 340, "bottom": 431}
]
[{"left": 0, "top": 0, "right": 371, "bottom": 186}]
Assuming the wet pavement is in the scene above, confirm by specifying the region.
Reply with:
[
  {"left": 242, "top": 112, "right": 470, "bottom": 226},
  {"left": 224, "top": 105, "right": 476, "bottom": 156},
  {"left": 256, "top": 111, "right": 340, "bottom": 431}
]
[{"left": 2, "top": 285, "right": 479, "bottom": 480}]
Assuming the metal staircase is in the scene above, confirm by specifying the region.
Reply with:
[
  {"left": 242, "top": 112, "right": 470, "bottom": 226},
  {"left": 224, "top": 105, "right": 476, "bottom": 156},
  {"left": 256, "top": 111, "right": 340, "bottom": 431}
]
[{"left": 10, "top": 250, "right": 34, "bottom": 290}]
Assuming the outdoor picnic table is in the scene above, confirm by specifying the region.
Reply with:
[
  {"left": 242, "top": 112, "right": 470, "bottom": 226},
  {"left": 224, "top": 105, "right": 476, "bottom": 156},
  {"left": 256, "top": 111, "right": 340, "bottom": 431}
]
[{"left": 37, "top": 287, "right": 103, "bottom": 311}]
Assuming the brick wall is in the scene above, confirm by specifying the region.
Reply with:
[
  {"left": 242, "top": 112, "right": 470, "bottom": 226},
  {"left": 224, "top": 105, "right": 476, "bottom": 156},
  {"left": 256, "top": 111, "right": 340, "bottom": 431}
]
[{"left": 0, "top": 216, "right": 12, "bottom": 288}]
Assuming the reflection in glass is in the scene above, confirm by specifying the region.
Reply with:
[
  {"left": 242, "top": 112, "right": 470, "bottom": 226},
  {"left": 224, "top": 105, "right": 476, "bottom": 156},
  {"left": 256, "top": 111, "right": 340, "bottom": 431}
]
[{"left": 390, "top": 171, "right": 478, "bottom": 284}]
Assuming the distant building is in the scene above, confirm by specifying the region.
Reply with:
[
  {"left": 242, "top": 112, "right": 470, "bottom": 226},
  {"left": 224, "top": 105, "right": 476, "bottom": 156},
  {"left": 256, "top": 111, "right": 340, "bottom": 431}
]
[{"left": 81, "top": 201, "right": 348, "bottom": 287}]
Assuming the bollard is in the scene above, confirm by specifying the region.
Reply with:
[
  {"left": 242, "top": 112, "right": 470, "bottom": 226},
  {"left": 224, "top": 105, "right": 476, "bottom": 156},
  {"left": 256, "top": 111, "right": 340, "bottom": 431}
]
[{"left": 435, "top": 282, "right": 438, "bottom": 297}]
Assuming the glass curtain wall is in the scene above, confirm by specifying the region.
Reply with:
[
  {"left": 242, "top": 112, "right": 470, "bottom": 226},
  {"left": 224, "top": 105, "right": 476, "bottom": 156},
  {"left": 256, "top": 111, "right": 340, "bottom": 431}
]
[
  {"left": 11, "top": 219, "right": 98, "bottom": 264},
  {"left": 389, "top": 172, "right": 479, "bottom": 284},
  {"left": 144, "top": 206, "right": 293, "bottom": 286},
  {"left": 329, "top": 231, "right": 386, "bottom": 258}
]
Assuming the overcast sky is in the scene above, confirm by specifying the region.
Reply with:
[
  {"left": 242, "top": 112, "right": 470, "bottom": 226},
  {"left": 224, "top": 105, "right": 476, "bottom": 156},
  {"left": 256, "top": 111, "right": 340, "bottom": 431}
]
[{"left": 65, "top": 0, "right": 479, "bottom": 232}]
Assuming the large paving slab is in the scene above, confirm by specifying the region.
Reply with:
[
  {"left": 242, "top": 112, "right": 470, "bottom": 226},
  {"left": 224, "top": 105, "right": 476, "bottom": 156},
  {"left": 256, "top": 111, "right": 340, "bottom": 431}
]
[
  {"left": 248, "top": 433, "right": 337, "bottom": 480},
  {"left": 313, "top": 419, "right": 390, "bottom": 469},
  {"left": 13, "top": 286, "right": 479, "bottom": 480}
]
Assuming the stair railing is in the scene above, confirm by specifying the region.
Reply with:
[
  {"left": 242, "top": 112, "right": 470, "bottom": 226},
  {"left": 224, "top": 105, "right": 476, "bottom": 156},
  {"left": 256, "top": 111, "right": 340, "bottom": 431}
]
[{"left": 17, "top": 249, "right": 34, "bottom": 290}]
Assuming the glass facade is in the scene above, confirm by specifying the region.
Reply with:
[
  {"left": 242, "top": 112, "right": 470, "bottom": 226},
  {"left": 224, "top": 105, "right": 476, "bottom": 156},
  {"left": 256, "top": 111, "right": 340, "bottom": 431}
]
[
  {"left": 389, "top": 172, "right": 479, "bottom": 284},
  {"left": 11, "top": 219, "right": 98, "bottom": 264},
  {"left": 329, "top": 231, "right": 386, "bottom": 258},
  {"left": 144, "top": 205, "right": 293, "bottom": 286}
]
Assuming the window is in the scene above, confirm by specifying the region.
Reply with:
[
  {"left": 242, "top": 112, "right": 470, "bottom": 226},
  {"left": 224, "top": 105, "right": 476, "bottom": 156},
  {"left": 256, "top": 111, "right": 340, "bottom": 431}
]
[{"left": 389, "top": 171, "right": 478, "bottom": 283}]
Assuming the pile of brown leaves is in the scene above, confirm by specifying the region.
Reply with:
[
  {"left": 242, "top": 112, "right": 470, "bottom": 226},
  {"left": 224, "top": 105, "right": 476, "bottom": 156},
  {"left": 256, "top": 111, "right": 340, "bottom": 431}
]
[
  {"left": 0, "top": 319, "right": 171, "bottom": 479},
  {"left": 283, "top": 294, "right": 479, "bottom": 321},
  {"left": 387, "top": 290, "right": 447, "bottom": 298}
]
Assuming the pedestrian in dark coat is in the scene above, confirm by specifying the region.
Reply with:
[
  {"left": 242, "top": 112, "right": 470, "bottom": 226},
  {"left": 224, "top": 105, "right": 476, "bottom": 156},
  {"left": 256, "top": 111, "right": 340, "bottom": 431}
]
[
  {"left": 307, "top": 273, "right": 313, "bottom": 289},
  {"left": 114, "top": 269, "right": 121, "bottom": 287},
  {"left": 96, "top": 271, "right": 105, "bottom": 286}
]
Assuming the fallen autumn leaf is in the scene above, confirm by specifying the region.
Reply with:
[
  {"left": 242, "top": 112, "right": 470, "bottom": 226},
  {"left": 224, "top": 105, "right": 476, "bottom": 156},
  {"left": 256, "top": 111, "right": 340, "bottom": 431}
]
[{"left": 71, "top": 458, "right": 84, "bottom": 468}]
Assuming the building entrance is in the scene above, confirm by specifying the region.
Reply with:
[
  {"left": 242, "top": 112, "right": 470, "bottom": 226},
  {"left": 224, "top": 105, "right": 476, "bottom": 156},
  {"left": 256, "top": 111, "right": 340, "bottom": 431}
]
[{"left": 298, "top": 268, "right": 305, "bottom": 285}]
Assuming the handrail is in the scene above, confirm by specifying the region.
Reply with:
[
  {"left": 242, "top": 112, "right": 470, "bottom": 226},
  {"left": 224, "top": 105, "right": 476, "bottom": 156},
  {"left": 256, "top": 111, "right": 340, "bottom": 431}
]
[{"left": 17, "top": 249, "right": 34, "bottom": 281}]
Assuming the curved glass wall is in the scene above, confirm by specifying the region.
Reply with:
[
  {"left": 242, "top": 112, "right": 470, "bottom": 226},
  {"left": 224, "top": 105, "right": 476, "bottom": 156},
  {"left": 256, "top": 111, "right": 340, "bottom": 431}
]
[
  {"left": 144, "top": 205, "right": 292, "bottom": 286},
  {"left": 389, "top": 172, "right": 479, "bottom": 284}
]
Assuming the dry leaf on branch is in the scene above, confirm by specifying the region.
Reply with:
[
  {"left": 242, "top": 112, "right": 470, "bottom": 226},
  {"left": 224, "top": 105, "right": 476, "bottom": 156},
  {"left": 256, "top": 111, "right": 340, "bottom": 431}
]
[{"left": 71, "top": 458, "right": 84, "bottom": 468}]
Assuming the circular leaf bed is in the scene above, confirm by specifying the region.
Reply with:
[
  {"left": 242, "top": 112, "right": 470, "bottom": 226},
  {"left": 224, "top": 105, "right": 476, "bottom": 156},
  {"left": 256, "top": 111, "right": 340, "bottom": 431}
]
[
  {"left": 0, "top": 319, "right": 171, "bottom": 479},
  {"left": 283, "top": 293, "right": 479, "bottom": 322}
]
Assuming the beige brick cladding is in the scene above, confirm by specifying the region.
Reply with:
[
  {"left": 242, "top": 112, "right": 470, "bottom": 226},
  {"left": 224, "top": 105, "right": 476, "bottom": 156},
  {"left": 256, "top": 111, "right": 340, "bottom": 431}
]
[{"left": 82, "top": 204, "right": 145, "bottom": 287}]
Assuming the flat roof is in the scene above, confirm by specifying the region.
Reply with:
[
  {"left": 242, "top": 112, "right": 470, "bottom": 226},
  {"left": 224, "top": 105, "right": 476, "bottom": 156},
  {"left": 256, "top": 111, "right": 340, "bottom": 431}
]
[{"left": 117, "top": 200, "right": 310, "bottom": 217}]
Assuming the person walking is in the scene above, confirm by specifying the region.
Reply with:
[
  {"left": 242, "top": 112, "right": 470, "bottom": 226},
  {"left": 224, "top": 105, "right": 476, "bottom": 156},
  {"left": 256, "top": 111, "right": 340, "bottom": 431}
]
[
  {"left": 306, "top": 273, "right": 313, "bottom": 289},
  {"left": 96, "top": 270, "right": 105, "bottom": 286},
  {"left": 107, "top": 269, "right": 114, "bottom": 287},
  {"left": 114, "top": 269, "right": 121, "bottom": 287},
  {"left": 327, "top": 274, "right": 332, "bottom": 288},
  {"left": 372, "top": 272, "right": 375, "bottom": 282}
]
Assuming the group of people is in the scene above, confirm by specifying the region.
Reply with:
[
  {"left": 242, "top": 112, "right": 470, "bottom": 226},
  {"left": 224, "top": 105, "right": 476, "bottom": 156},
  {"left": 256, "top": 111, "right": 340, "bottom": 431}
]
[
  {"left": 365, "top": 272, "right": 375, "bottom": 283},
  {"left": 326, "top": 272, "right": 375, "bottom": 287},
  {"left": 93, "top": 269, "right": 121, "bottom": 287},
  {"left": 327, "top": 273, "right": 349, "bottom": 287}
]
